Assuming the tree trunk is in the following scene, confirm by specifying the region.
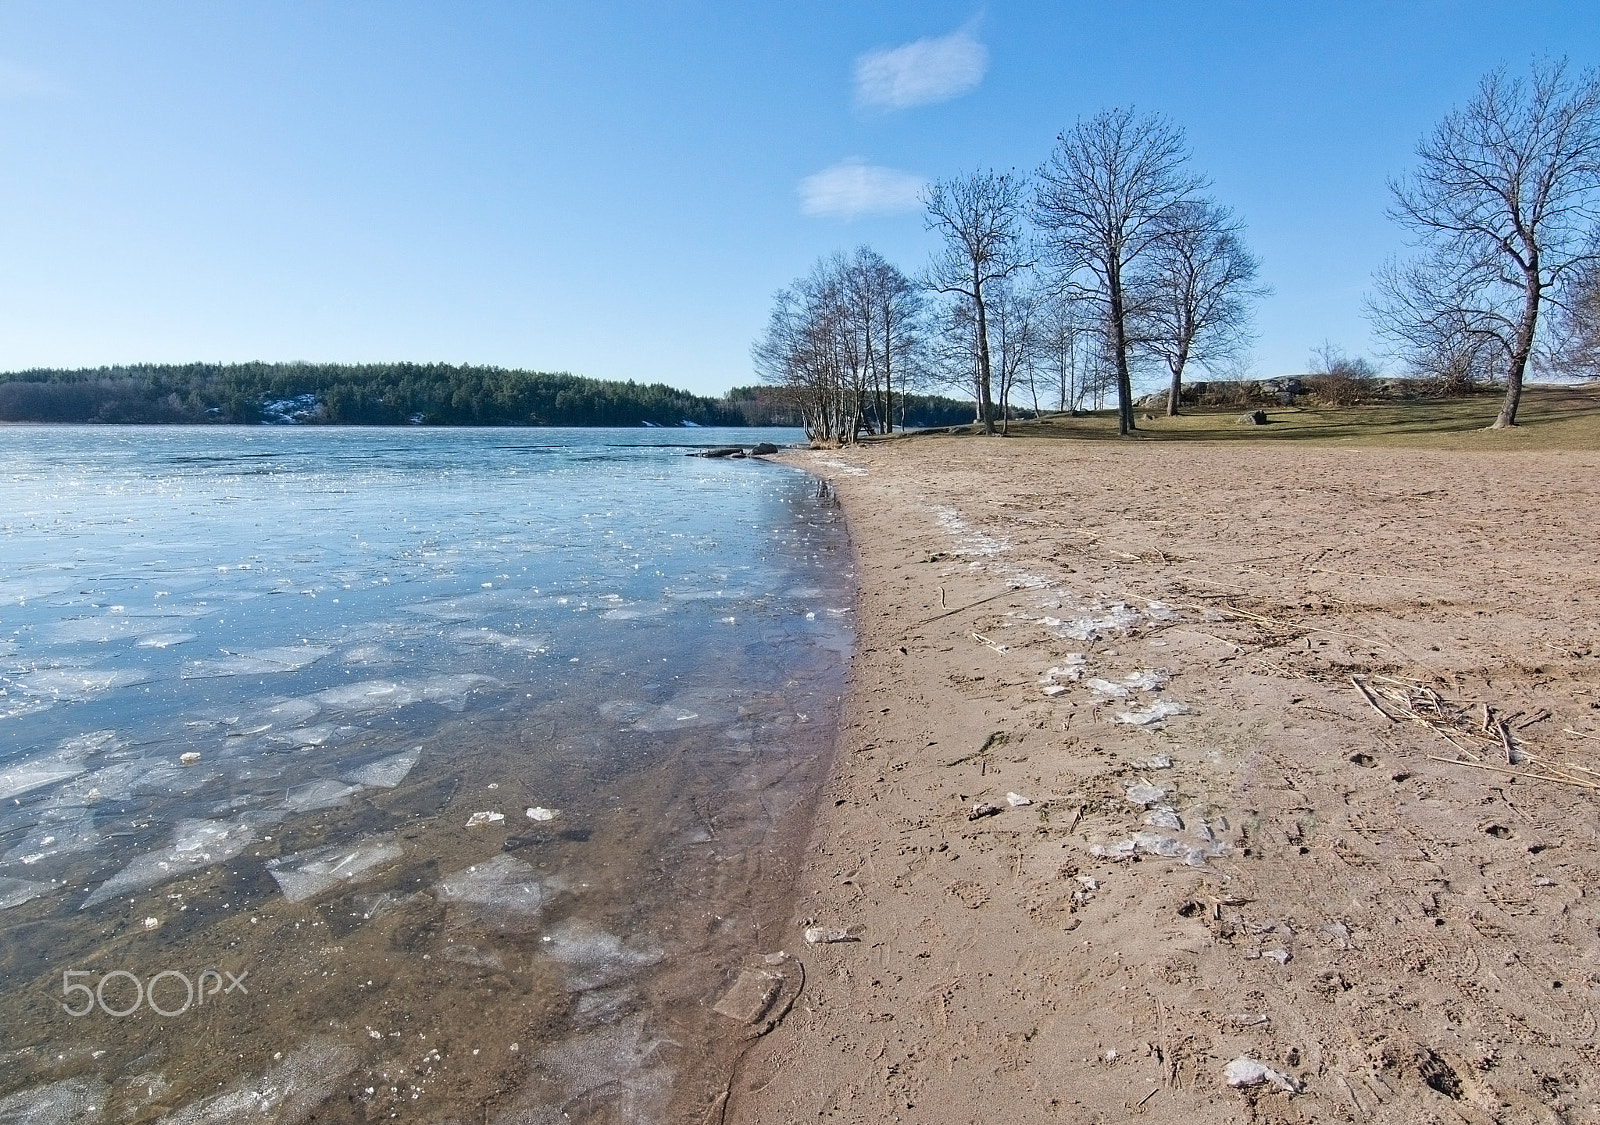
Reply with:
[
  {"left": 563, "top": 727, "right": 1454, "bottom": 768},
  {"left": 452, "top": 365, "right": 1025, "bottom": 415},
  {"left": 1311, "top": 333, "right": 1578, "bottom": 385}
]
[
  {"left": 1108, "top": 273, "right": 1136, "bottom": 435},
  {"left": 974, "top": 287, "right": 997, "bottom": 435},
  {"left": 1493, "top": 276, "right": 1540, "bottom": 429},
  {"left": 1166, "top": 339, "right": 1189, "bottom": 418}
]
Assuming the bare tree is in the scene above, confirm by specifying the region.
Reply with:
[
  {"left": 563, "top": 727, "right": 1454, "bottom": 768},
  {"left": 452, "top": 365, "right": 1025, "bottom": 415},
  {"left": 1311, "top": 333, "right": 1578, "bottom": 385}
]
[
  {"left": 1035, "top": 107, "right": 1207, "bottom": 435},
  {"left": 1137, "top": 199, "right": 1266, "bottom": 415},
  {"left": 836, "top": 247, "right": 922, "bottom": 435},
  {"left": 986, "top": 278, "right": 1044, "bottom": 433},
  {"left": 1372, "top": 59, "right": 1600, "bottom": 428},
  {"left": 1553, "top": 259, "right": 1600, "bottom": 378},
  {"left": 923, "top": 171, "right": 1032, "bottom": 435}
]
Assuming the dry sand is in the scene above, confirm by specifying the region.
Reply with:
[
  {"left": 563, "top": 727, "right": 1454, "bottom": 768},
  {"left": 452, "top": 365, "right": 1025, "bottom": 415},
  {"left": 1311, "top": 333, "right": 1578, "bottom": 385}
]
[{"left": 723, "top": 437, "right": 1600, "bottom": 1124}]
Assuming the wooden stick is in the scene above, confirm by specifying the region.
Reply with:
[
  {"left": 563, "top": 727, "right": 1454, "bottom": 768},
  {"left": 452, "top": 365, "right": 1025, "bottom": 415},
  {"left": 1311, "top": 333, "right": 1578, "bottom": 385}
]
[
  {"left": 1351, "top": 676, "right": 1395, "bottom": 723},
  {"left": 1426, "top": 755, "right": 1600, "bottom": 790},
  {"left": 1564, "top": 727, "right": 1600, "bottom": 742},
  {"left": 1496, "top": 718, "right": 1517, "bottom": 765}
]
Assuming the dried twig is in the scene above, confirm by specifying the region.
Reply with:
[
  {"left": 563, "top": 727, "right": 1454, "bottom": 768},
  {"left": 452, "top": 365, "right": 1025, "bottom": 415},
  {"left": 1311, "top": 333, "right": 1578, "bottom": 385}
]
[
  {"left": 1564, "top": 727, "right": 1600, "bottom": 742},
  {"left": 1426, "top": 755, "right": 1600, "bottom": 790},
  {"left": 1350, "top": 676, "right": 1394, "bottom": 723},
  {"left": 1496, "top": 719, "right": 1517, "bottom": 765}
]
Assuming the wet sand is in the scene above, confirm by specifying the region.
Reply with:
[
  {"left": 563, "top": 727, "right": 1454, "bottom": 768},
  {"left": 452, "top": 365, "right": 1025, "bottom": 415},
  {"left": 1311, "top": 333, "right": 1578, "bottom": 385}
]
[{"left": 729, "top": 437, "right": 1600, "bottom": 1124}]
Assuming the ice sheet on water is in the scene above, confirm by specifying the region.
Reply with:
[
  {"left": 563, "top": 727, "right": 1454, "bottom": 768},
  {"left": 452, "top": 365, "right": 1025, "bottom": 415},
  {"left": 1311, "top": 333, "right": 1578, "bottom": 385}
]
[
  {"left": 0, "top": 575, "right": 76, "bottom": 604},
  {"left": 281, "top": 779, "right": 364, "bottom": 813},
  {"left": 2, "top": 813, "right": 99, "bottom": 867},
  {"left": 312, "top": 673, "right": 498, "bottom": 714},
  {"left": 624, "top": 690, "right": 736, "bottom": 733},
  {"left": 448, "top": 627, "right": 549, "bottom": 654},
  {"left": 135, "top": 632, "right": 198, "bottom": 648},
  {"left": 245, "top": 697, "right": 321, "bottom": 726},
  {"left": 59, "top": 757, "right": 186, "bottom": 803},
  {"left": 13, "top": 667, "right": 151, "bottom": 702},
  {"left": 434, "top": 854, "right": 544, "bottom": 928},
  {"left": 156, "top": 1037, "right": 358, "bottom": 1125},
  {"left": 82, "top": 818, "right": 258, "bottom": 908},
  {"left": 183, "top": 646, "right": 332, "bottom": 679},
  {"left": 493, "top": 1014, "right": 672, "bottom": 1125},
  {"left": 265, "top": 724, "right": 345, "bottom": 749},
  {"left": 0, "top": 876, "right": 54, "bottom": 911},
  {"left": 50, "top": 614, "right": 193, "bottom": 645},
  {"left": 339, "top": 644, "right": 400, "bottom": 666},
  {"left": 266, "top": 835, "right": 402, "bottom": 903},
  {"left": 339, "top": 748, "right": 420, "bottom": 789},
  {"left": 538, "top": 919, "right": 666, "bottom": 991},
  {"left": 0, "top": 1076, "right": 108, "bottom": 1123}
]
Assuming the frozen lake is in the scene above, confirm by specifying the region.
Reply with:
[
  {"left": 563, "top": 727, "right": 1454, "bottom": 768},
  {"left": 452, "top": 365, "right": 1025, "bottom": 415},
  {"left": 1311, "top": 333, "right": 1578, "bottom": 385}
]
[{"left": 0, "top": 425, "right": 852, "bottom": 1123}]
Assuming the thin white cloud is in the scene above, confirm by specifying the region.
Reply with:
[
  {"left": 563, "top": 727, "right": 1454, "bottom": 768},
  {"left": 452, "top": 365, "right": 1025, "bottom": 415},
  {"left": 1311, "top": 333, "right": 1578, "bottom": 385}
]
[
  {"left": 854, "top": 25, "right": 988, "bottom": 110},
  {"left": 0, "top": 61, "right": 67, "bottom": 99},
  {"left": 799, "top": 160, "right": 927, "bottom": 220}
]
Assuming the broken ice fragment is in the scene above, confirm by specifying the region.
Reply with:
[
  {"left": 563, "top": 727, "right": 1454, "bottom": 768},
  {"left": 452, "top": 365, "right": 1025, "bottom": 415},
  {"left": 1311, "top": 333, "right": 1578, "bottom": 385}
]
[
  {"left": 1124, "top": 781, "right": 1166, "bottom": 806},
  {"left": 465, "top": 811, "right": 504, "bottom": 828},
  {"left": 1115, "top": 700, "right": 1190, "bottom": 726},
  {"left": 1005, "top": 792, "right": 1031, "bottom": 807}
]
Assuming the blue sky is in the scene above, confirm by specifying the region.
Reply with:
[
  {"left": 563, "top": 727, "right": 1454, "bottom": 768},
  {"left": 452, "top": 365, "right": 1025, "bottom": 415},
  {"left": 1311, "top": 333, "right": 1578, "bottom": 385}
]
[{"left": 0, "top": 2, "right": 1595, "bottom": 396}]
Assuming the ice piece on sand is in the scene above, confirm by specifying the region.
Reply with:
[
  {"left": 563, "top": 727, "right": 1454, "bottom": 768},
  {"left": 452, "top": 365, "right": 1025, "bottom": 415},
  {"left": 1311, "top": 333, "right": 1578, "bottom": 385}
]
[
  {"left": 82, "top": 819, "right": 257, "bottom": 908},
  {"left": 282, "top": 779, "right": 364, "bottom": 813},
  {"left": 0, "top": 876, "right": 54, "bottom": 911},
  {"left": 1042, "top": 684, "right": 1068, "bottom": 696},
  {"left": 0, "top": 1078, "right": 108, "bottom": 1124},
  {"left": 1129, "top": 754, "right": 1172, "bottom": 770},
  {"left": 1125, "top": 781, "right": 1166, "bottom": 806},
  {"left": 1143, "top": 806, "right": 1182, "bottom": 829},
  {"left": 1223, "top": 1057, "right": 1298, "bottom": 1094},
  {"left": 266, "top": 836, "right": 403, "bottom": 903},
  {"left": 157, "top": 1037, "right": 357, "bottom": 1124},
  {"left": 1006, "top": 792, "right": 1032, "bottom": 807},
  {"left": 1086, "top": 678, "right": 1130, "bottom": 697},
  {"left": 968, "top": 803, "right": 1003, "bottom": 820},
  {"left": 340, "top": 748, "right": 420, "bottom": 789},
  {"left": 525, "top": 806, "right": 559, "bottom": 821},
  {"left": 713, "top": 969, "right": 785, "bottom": 1025},
  {"left": 803, "top": 926, "right": 861, "bottom": 944},
  {"left": 1123, "top": 669, "right": 1169, "bottom": 691},
  {"left": 1115, "top": 700, "right": 1190, "bottom": 726},
  {"left": 465, "top": 811, "right": 504, "bottom": 828}
]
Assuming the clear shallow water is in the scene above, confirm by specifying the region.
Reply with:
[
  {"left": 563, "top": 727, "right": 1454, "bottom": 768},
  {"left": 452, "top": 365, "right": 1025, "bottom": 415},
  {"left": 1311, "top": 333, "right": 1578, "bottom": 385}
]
[{"left": 0, "top": 425, "right": 852, "bottom": 1123}]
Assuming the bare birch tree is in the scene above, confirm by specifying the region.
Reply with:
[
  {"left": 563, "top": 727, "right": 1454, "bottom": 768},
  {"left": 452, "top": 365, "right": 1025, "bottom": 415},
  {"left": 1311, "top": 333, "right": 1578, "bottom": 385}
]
[
  {"left": 1034, "top": 107, "right": 1207, "bottom": 435},
  {"left": 1371, "top": 59, "right": 1600, "bottom": 428},
  {"left": 923, "top": 171, "right": 1031, "bottom": 435}
]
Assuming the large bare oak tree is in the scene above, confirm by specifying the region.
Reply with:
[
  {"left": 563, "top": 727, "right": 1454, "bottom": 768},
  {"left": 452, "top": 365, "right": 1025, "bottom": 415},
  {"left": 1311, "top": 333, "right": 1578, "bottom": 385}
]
[{"left": 1373, "top": 59, "right": 1600, "bottom": 428}]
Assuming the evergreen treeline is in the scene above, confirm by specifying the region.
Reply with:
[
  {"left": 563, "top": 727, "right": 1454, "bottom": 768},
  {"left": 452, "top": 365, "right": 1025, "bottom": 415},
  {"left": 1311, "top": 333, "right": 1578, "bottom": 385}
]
[{"left": 0, "top": 363, "right": 977, "bottom": 430}]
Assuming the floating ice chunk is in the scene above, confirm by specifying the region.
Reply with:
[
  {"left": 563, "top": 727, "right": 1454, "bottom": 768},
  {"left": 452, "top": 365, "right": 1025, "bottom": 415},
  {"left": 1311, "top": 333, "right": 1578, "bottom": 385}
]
[
  {"left": 266, "top": 723, "right": 344, "bottom": 749},
  {"left": 525, "top": 806, "right": 559, "bottom": 822},
  {"left": 0, "top": 876, "right": 54, "bottom": 910},
  {"left": 340, "top": 644, "right": 399, "bottom": 667},
  {"left": 136, "top": 631, "right": 198, "bottom": 648},
  {"left": 340, "top": 748, "right": 420, "bottom": 789},
  {"left": 0, "top": 1077, "right": 108, "bottom": 1124},
  {"left": 465, "top": 811, "right": 504, "bottom": 828},
  {"left": 539, "top": 919, "right": 666, "bottom": 990},
  {"left": 1223, "top": 1057, "right": 1298, "bottom": 1094},
  {"left": 3, "top": 814, "right": 99, "bottom": 867},
  {"left": 497, "top": 1015, "right": 673, "bottom": 1125},
  {"left": 282, "top": 779, "right": 365, "bottom": 813},
  {"left": 183, "top": 646, "right": 332, "bottom": 679},
  {"left": 434, "top": 855, "right": 543, "bottom": 927},
  {"left": 1123, "top": 669, "right": 1168, "bottom": 691},
  {"left": 82, "top": 818, "right": 257, "bottom": 908},
  {"left": 179, "top": 752, "right": 201, "bottom": 765},
  {"left": 247, "top": 698, "right": 321, "bottom": 726},
  {"left": 1115, "top": 700, "right": 1190, "bottom": 726},
  {"left": 1086, "top": 678, "right": 1130, "bottom": 698},
  {"left": 14, "top": 667, "right": 151, "bottom": 702},
  {"left": 448, "top": 628, "right": 549, "bottom": 654},
  {"left": 266, "top": 836, "right": 403, "bottom": 903},
  {"left": 156, "top": 1037, "right": 358, "bottom": 1124},
  {"left": 0, "top": 742, "right": 95, "bottom": 799},
  {"left": 312, "top": 674, "right": 497, "bottom": 714},
  {"left": 442, "top": 943, "right": 506, "bottom": 971},
  {"left": 1125, "top": 781, "right": 1166, "bottom": 806}
]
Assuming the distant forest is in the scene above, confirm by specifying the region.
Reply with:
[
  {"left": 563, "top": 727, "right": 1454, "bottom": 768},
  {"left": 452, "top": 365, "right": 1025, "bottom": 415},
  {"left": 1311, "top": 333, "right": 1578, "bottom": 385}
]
[{"left": 0, "top": 363, "right": 977, "bottom": 429}]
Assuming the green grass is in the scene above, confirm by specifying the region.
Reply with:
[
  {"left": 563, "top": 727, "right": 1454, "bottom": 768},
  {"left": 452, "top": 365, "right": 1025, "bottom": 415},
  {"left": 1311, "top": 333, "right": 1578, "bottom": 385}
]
[{"left": 886, "top": 384, "right": 1600, "bottom": 452}]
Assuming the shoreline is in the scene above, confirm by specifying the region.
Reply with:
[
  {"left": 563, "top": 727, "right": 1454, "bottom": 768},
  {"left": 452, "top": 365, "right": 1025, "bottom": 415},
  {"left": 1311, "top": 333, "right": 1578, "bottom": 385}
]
[{"left": 728, "top": 437, "right": 1600, "bottom": 1123}]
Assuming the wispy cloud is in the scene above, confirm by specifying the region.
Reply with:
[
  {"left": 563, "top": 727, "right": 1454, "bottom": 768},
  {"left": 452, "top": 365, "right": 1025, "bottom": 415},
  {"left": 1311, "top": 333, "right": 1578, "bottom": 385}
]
[
  {"left": 799, "top": 159, "right": 926, "bottom": 220},
  {"left": 854, "top": 24, "right": 988, "bottom": 110}
]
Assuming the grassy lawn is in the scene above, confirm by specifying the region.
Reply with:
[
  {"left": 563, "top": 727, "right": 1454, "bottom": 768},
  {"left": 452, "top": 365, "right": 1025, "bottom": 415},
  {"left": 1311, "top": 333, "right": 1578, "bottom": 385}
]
[{"left": 888, "top": 383, "right": 1600, "bottom": 451}]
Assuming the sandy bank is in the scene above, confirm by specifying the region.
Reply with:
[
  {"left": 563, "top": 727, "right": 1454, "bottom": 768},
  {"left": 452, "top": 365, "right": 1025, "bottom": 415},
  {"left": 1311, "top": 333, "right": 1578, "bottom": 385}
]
[{"left": 726, "top": 438, "right": 1600, "bottom": 1124}]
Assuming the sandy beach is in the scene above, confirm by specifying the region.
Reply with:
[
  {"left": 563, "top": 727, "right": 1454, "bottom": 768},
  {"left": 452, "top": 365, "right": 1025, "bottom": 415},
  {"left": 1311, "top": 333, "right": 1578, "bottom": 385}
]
[{"left": 723, "top": 436, "right": 1600, "bottom": 1124}]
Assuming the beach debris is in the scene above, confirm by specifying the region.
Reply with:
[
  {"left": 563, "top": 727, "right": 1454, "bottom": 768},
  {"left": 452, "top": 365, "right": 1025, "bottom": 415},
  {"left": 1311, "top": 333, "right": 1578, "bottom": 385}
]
[
  {"left": 803, "top": 926, "right": 861, "bottom": 944},
  {"left": 971, "top": 631, "right": 1010, "bottom": 654},
  {"left": 1091, "top": 831, "right": 1229, "bottom": 868},
  {"left": 1115, "top": 700, "right": 1190, "bottom": 726},
  {"left": 1125, "top": 781, "right": 1166, "bottom": 806},
  {"left": 525, "top": 806, "right": 559, "bottom": 822},
  {"left": 1006, "top": 792, "right": 1032, "bottom": 807},
  {"left": 968, "top": 802, "right": 1003, "bottom": 820},
  {"left": 179, "top": 752, "right": 202, "bottom": 765},
  {"left": 1223, "top": 1057, "right": 1298, "bottom": 1094},
  {"left": 1129, "top": 753, "right": 1172, "bottom": 770},
  {"left": 465, "top": 811, "right": 504, "bottom": 828}
]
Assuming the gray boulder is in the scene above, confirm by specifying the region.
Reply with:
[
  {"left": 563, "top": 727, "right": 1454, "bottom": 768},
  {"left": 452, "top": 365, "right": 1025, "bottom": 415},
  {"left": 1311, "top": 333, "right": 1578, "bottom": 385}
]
[{"left": 1237, "top": 410, "right": 1269, "bottom": 426}]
